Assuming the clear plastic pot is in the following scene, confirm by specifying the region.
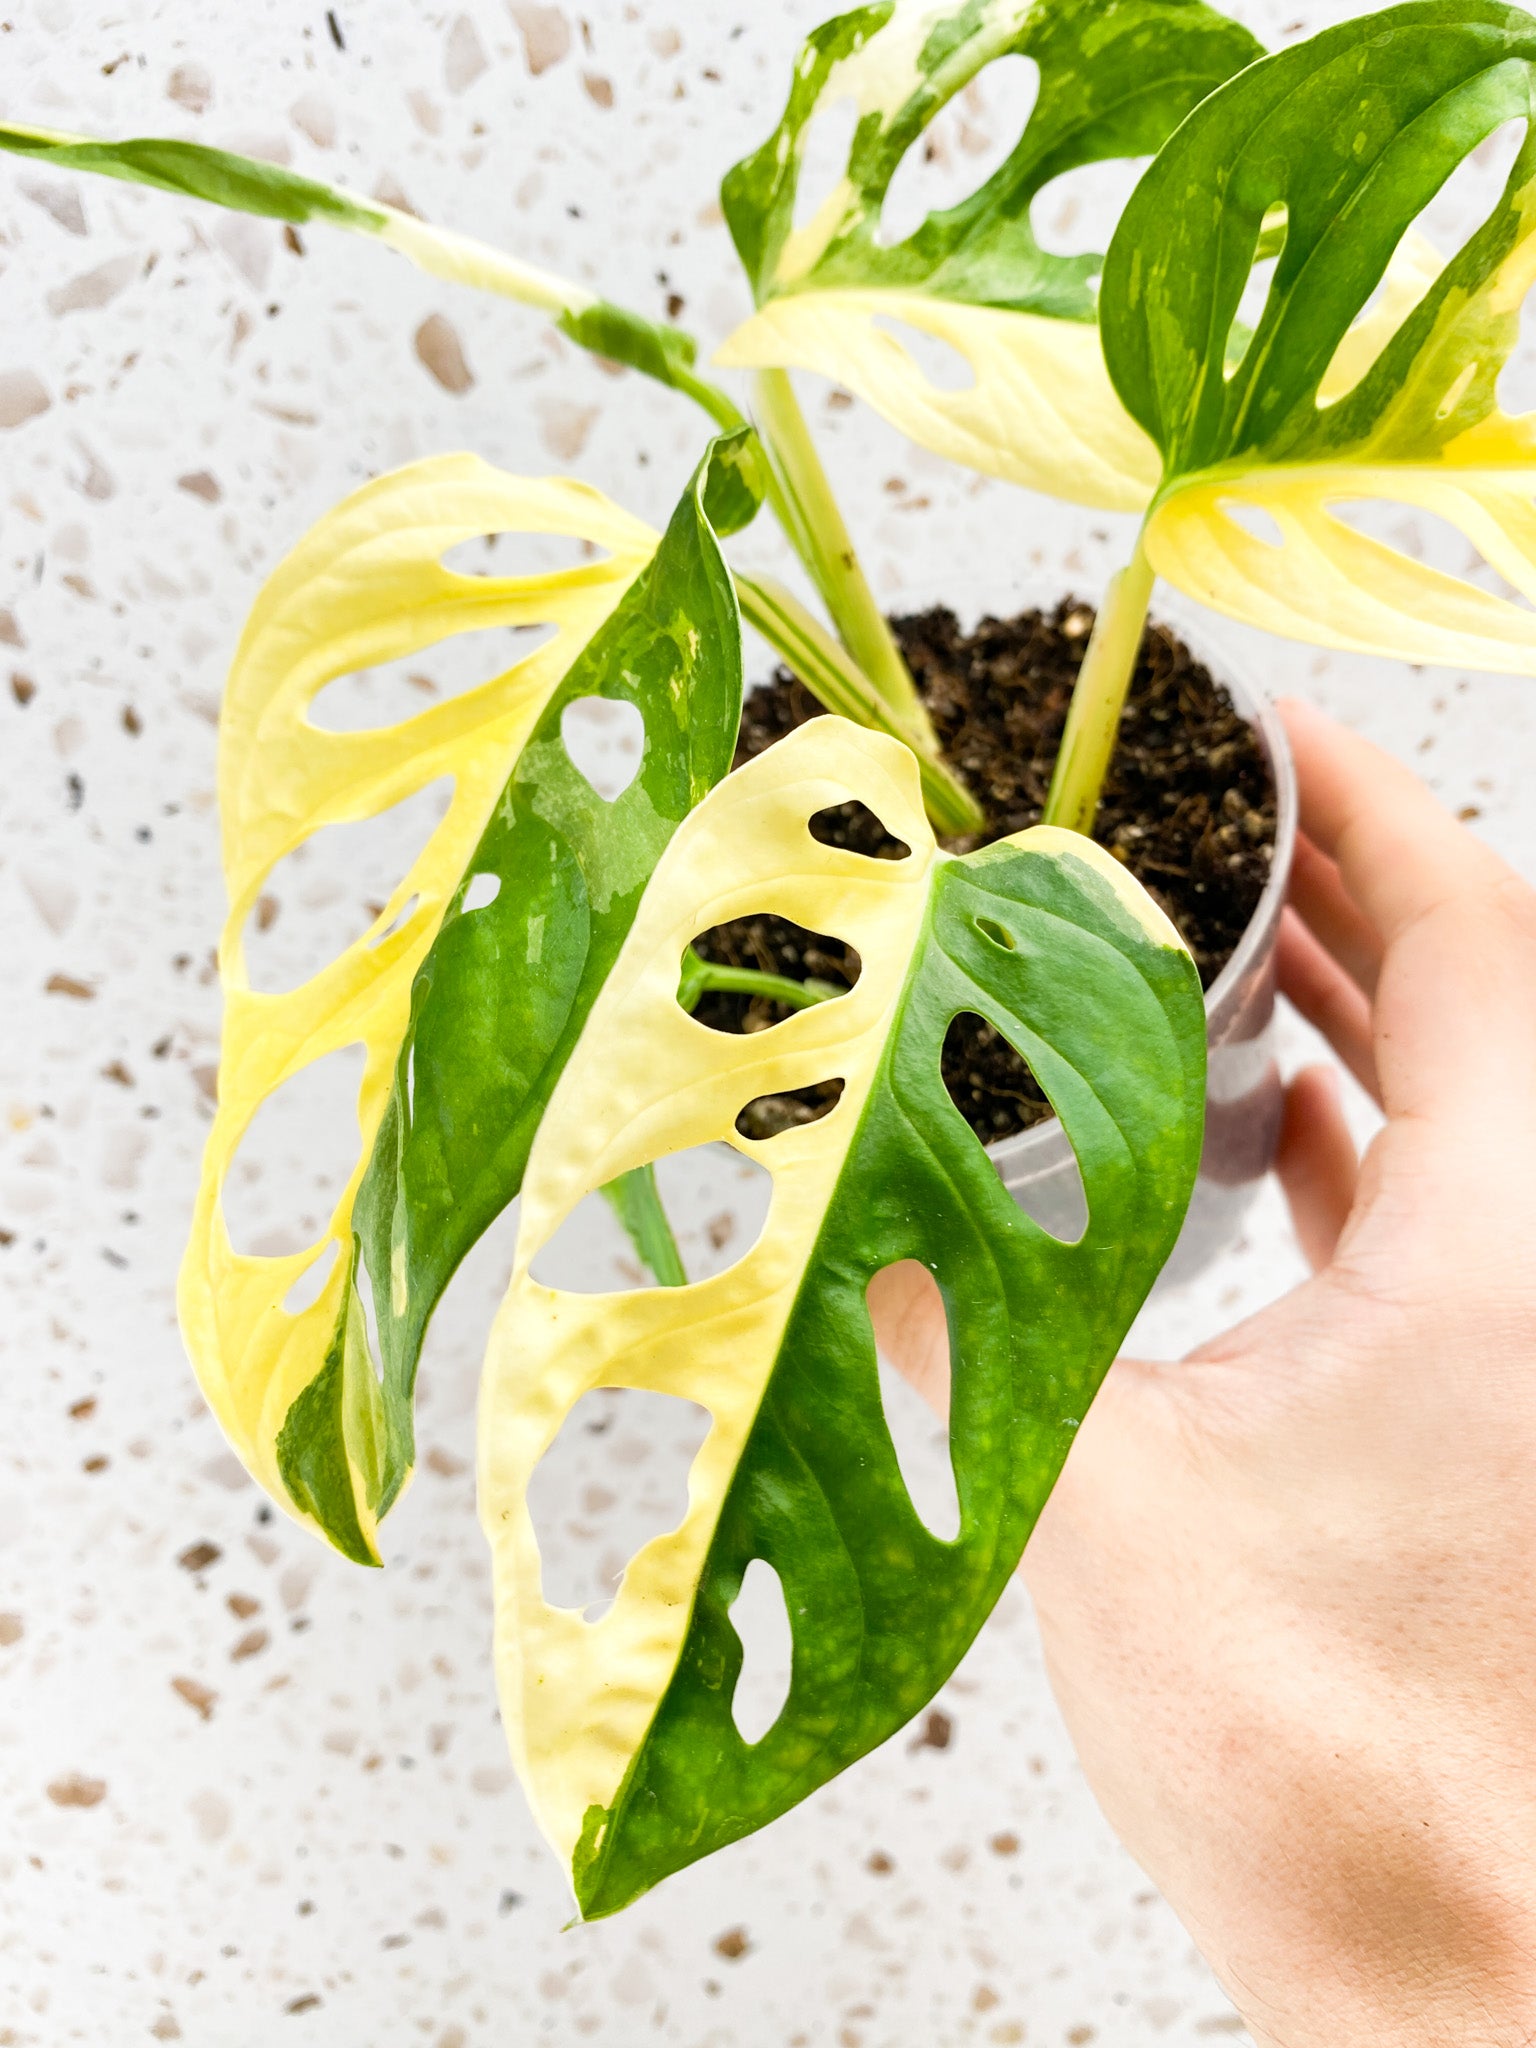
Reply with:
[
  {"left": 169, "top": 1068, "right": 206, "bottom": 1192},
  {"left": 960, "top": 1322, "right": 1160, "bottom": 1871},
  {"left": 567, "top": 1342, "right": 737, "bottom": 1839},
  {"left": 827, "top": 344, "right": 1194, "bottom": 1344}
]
[{"left": 893, "top": 579, "right": 1298, "bottom": 1293}]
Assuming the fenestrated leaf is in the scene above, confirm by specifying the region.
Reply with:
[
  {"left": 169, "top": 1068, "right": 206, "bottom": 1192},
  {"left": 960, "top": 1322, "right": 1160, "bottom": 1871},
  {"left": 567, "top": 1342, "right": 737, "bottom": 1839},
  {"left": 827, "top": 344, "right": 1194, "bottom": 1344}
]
[
  {"left": 1100, "top": 2, "right": 1536, "bottom": 669},
  {"left": 479, "top": 717, "right": 1205, "bottom": 1915},
  {"left": 715, "top": 0, "right": 1262, "bottom": 507},
  {"left": 181, "top": 437, "right": 752, "bottom": 1567}
]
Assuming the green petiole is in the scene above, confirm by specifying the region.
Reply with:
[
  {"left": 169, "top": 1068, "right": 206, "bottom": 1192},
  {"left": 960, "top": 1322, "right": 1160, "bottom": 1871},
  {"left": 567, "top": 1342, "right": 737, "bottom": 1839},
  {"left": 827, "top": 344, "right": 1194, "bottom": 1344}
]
[
  {"left": 748, "top": 368, "right": 936, "bottom": 746},
  {"left": 676, "top": 945, "right": 842, "bottom": 1016},
  {"left": 736, "top": 574, "right": 984, "bottom": 838},
  {"left": 1041, "top": 532, "right": 1156, "bottom": 839}
]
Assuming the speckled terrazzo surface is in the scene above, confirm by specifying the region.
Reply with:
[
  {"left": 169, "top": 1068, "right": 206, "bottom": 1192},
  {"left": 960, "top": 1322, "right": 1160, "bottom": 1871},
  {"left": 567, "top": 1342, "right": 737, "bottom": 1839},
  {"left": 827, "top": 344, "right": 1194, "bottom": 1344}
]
[{"left": 5, "top": 4, "right": 1536, "bottom": 2043}]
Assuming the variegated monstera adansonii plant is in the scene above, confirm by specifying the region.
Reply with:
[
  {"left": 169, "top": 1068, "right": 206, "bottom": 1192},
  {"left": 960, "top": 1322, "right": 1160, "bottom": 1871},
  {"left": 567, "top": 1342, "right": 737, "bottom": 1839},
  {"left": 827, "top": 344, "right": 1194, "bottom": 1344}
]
[
  {"left": 716, "top": 0, "right": 1265, "bottom": 509},
  {"left": 0, "top": 6, "right": 1215, "bottom": 1909}
]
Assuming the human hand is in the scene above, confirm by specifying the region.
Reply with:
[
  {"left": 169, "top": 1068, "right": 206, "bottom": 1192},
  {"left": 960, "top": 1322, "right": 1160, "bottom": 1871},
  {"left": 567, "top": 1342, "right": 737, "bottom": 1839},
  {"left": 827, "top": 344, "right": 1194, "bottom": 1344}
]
[{"left": 870, "top": 699, "right": 1536, "bottom": 2046}]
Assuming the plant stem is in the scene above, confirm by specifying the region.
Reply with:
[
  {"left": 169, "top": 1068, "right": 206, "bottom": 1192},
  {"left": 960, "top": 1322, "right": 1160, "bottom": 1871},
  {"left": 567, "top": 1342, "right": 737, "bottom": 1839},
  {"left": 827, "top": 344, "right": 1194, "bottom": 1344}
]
[
  {"left": 598, "top": 1166, "right": 687, "bottom": 1288},
  {"left": 736, "top": 573, "right": 984, "bottom": 838},
  {"left": 749, "top": 368, "right": 937, "bottom": 748},
  {"left": 1042, "top": 533, "right": 1156, "bottom": 838},
  {"left": 677, "top": 946, "right": 842, "bottom": 1015}
]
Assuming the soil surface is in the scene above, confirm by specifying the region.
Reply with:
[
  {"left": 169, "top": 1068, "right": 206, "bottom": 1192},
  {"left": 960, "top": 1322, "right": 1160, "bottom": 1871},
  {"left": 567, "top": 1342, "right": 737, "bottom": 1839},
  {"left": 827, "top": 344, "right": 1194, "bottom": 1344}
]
[{"left": 691, "top": 600, "right": 1278, "bottom": 1144}]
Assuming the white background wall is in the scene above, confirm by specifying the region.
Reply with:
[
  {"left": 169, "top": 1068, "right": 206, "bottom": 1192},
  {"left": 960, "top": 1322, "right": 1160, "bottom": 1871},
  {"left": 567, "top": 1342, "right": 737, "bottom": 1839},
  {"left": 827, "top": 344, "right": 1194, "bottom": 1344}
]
[{"left": 4, "top": 3, "right": 1536, "bottom": 2044}]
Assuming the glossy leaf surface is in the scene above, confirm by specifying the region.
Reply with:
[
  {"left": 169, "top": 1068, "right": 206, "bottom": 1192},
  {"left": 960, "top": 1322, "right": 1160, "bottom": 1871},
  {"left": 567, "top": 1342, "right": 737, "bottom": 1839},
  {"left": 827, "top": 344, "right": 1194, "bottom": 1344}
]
[
  {"left": 480, "top": 718, "right": 1206, "bottom": 1915},
  {"left": 1102, "top": 1, "right": 1536, "bottom": 668},
  {"left": 182, "top": 439, "right": 753, "bottom": 1566},
  {"left": 716, "top": 0, "right": 1261, "bottom": 506}
]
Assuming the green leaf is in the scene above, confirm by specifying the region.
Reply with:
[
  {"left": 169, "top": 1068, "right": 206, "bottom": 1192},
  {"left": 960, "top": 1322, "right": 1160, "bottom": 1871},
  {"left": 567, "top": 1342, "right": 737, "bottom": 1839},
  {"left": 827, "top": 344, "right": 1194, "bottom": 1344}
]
[
  {"left": 0, "top": 118, "right": 593, "bottom": 315},
  {"left": 716, "top": 0, "right": 1262, "bottom": 506},
  {"left": 0, "top": 119, "right": 384, "bottom": 226},
  {"left": 479, "top": 717, "right": 1206, "bottom": 1915},
  {"left": 1100, "top": 1, "right": 1536, "bottom": 669},
  {"left": 181, "top": 435, "right": 750, "bottom": 1564}
]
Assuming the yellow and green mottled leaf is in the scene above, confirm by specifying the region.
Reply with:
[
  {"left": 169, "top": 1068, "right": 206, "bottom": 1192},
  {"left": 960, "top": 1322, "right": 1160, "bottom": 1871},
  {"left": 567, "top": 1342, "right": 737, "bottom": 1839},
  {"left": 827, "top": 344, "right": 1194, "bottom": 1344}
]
[
  {"left": 180, "top": 436, "right": 755, "bottom": 1566},
  {"left": 1101, "top": 1, "right": 1536, "bottom": 667},
  {"left": 716, "top": 0, "right": 1261, "bottom": 506},
  {"left": 480, "top": 717, "right": 1206, "bottom": 1915}
]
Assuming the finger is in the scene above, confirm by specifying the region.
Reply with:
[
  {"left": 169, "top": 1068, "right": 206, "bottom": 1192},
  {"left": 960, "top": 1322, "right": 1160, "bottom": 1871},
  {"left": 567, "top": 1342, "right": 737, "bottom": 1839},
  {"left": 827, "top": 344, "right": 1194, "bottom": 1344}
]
[
  {"left": 1288, "top": 831, "right": 1381, "bottom": 996},
  {"left": 1279, "top": 696, "right": 1517, "bottom": 949},
  {"left": 1277, "top": 909, "right": 1380, "bottom": 1104},
  {"left": 1281, "top": 698, "right": 1536, "bottom": 1121},
  {"left": 1276, "top": 1063, "right": 1358, "bottom": 1272},
  {"left": 866, "top": 1260, "right": 950, "bottom": 1420}
]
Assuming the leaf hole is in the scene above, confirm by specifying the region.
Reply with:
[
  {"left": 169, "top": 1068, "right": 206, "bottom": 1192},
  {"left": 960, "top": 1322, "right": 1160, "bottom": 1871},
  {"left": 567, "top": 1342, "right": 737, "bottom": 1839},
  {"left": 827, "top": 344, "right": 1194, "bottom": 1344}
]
[
  {"left": 1220, "top": 501, "right": 1284, "bottom": 549},
  {"left": 686, "top": 915, "right": 860, "bottom": 1034},
  {"left": 560, "top": 693, "right": 645, "bottom": 802},
  {"left": 941, "top": 1009, "right": 1046, "bottom": 1141},
  {"left": 440, "top": 531, "right": 610, "bottom": 578},
  {"left": 867, "top": 1260, "right": 959, "bottom": 1541},
  {"left": 527, "top": 1387, "right": 711, "bottom": 1621},
  {"left": 1224, "top": 208, "right": 1287, "bottom": 381},
  {"left": 876, "top": 53, "right": 1040, "bottom": 249},
  {"left": 735, "top": 1077, "right": 845, "bottom": 1142},
  {"left": 1412, "top": 116, "right": 1529, "bottom": 273},
  {"left": 974, "top": 915, "right": 1015, "bottom": 951},
  {"left": 1327, "top": 498, "right": 1536, "bottom": 613},
  {"left": 529, "top": 1143, "right": 774, "bottom": 1294},
  {"left": 368, "top": 892, "right": 420, "bottom": 947},
  {"left": 729, "top": 1558, "right": 794, "bottom": 1744},
  {"left": 221, "top": 1042, "right": 366, "bottom": 1259},
  {"left": 242, "top": 776, "right": 452, "bottom": 994},
  {"left": 940, "top": 1012, "right": 1088, "bottom": 1238},
  {"left": 1319, "top": 116, "right": 1529, "bottom": 406},
  {"left": 790, "top": 92, "right": 859, "bottom": 234},
  {"left": 868, "top": 314, "right": 975, "bottom": 393},
  {"left": 460, "top": 871, "right": 501, "bottom": 913},
  {"left": 1030, "top": 154, "right": 1151, "bottom": 260},
  {"left": 280, "top": 1236, "right": 340, "bottom": 1316},
  {"left": 307, "top": 623, "right": 556, "bottom": 731},
  {"left": 809, "top": 800, "right": 910, "bottom": 860}
]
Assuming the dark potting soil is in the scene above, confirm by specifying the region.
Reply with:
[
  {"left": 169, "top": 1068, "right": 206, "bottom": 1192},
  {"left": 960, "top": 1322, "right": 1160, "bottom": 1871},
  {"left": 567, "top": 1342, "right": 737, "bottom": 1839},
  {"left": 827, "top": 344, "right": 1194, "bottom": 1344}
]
[{"left": 691, "top": 600, "right": 1277, "bottom": 1144}]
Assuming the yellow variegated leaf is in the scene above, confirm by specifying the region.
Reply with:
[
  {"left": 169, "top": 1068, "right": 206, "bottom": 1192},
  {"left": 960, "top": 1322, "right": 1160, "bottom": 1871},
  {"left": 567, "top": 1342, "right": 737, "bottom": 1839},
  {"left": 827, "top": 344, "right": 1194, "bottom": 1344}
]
[
  {"left": 480, "top": 717, "right": 1206, "bottom": 1914},
  {"left": 1146, "top": 458, "right": 1536, "bottom": 671},
  {"left": 1103, "top": 9, "right": 1536, "bottom": 673},
  {"left": 179, "top": 457, "right": 658, "bottom": 1555},
  {"left": 717, "top": 288, "right": 1160, "bottom": 511},
  {"left": 716, "top": 0, "right": 1261, "bottom": 506}
]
